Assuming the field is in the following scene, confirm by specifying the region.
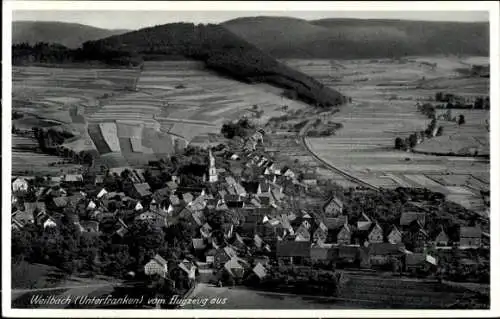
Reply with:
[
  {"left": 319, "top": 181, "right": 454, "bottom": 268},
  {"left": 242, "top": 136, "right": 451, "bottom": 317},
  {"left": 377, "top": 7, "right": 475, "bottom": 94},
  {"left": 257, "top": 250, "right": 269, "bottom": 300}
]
[
  {"left": 282, "top": 57, "right": 489, "bottom": 214},
  {"left": 12, "top": 134, "right": 83, "bottom": 176},
  {"left": 13, "top": 61, "right": 311, "bottom": 168}
]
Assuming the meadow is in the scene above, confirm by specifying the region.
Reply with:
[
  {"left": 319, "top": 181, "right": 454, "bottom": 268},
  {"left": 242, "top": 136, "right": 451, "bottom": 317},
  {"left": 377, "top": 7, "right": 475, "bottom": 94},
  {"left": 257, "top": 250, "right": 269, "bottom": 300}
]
[
  {"left": 12, "top": 60, "right": 310, "bottom": 169},
  {"left": 282, "top": 57, "right": 489, "bottom": 215}
]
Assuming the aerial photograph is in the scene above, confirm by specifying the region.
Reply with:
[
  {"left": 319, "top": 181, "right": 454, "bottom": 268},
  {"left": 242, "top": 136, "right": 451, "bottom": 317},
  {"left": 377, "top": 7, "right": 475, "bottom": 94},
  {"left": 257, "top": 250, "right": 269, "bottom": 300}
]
[{"left": 8, "top": 5, "right": 491, "bottom": 312}]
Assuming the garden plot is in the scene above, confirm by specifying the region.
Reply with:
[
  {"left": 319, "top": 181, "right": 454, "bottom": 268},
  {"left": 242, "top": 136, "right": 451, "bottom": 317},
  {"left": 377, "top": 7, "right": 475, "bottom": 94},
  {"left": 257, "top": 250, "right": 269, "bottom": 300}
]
[{"left": 99, "top": 123, "right": 121, "bottom": 153}]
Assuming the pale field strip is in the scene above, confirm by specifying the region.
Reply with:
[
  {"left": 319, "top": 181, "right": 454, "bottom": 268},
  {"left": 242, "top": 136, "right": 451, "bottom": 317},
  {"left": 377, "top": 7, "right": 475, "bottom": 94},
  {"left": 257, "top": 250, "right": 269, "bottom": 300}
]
[
  {"left": 98, "top": 122, "right": 121, "bottom": 153},
  {"left": 116, "top": 122, "right": 143, "bottom": 138},
  {"left": 402, "top": 174, "right": 446, "bottom": 189}
]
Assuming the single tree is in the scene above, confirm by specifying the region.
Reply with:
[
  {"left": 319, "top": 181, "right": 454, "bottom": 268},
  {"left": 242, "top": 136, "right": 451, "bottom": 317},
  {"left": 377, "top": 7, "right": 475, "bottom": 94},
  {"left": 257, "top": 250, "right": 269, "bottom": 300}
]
[{"left": 458, "top": 114, "right": 465, "bottom": 125}]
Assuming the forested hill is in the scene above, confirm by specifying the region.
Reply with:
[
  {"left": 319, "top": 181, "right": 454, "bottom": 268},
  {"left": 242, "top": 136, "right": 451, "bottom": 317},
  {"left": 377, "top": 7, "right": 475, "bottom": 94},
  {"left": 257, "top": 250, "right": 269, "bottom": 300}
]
[
  {"left": 222, "top": 17, "right": 489, "bottom": 59},
  {"left": 81, "top": 22, "right": 346, "bottom": 107},
  {"left": 13, "top": 21, "right": 129, "bottom": 49}
]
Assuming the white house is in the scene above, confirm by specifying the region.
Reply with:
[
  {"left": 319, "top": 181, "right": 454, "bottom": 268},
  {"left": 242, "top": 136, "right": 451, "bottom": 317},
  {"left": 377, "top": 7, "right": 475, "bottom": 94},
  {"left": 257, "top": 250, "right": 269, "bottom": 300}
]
[
  {"left": 144, "top": 254, "right": 169, "bottom": 278},
  {"left": 97, "top": 188, "right": 108, "bottom": 199},
  {"left": 12, "top": 177, "right": 29, "bottom": 192},
  {"left": 43, "top": 217, "right": 57, "bottom": 229}
]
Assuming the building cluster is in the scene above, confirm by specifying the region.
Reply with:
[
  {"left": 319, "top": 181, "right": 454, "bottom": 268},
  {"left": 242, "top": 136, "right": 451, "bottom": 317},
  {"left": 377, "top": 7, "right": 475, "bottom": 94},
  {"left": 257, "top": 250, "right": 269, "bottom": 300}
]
[{"left": 11, "top": 129, "right": 488, "bottom": 286}]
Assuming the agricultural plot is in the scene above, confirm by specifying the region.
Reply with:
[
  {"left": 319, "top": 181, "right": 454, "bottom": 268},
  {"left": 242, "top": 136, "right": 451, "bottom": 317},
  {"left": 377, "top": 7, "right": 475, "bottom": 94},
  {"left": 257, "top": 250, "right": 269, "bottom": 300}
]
[
  {"left": 99, "top": 123, "right": 121, "bottom": 153},
  {"left": 283, "top": 57, "right": 489, "bottom": 213}
]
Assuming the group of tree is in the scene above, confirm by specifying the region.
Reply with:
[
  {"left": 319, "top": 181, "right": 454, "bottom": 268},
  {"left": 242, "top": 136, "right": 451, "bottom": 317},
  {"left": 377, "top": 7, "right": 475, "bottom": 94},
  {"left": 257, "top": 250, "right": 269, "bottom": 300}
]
[
  {"left": 395, "top": 119, "right": 443, "bottom": 151},
  {"left": 14, "top": 21, "right": 348, "bottom": 108},
  {"left": 435, "top": 92, "right": 490, "bottom": 110},
  {"left": 221, "top": 117, "right": 256, "bottom": 139}
]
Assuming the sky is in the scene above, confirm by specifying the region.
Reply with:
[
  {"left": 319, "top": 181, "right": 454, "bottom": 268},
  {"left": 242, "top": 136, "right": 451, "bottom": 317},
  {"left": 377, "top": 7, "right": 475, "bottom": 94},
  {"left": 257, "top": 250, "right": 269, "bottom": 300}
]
[{"left": 12, "top": 10, "right": 489, "bottom": 30}]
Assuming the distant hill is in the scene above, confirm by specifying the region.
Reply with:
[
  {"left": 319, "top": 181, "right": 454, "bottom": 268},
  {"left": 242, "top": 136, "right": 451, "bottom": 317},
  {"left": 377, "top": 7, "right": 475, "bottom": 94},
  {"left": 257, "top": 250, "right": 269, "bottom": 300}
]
[
  {"left": 13, "top": 21, "right": 129, "bottom": 48},
  {"left": 81, "top": 22, "right": 346, "bottom": 107},
  {"left": 222, "top": 17, "right": 489, "bottom": 59}
]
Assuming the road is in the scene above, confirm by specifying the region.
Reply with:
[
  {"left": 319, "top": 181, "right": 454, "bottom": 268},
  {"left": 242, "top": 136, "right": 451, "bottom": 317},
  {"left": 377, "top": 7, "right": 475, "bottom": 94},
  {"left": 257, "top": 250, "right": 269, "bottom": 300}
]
[
  {"left": 187, "top": 283, "right": 368, "bottom": 309},
  {"left": 298, "top": 118, "right": 380, "bottom": 191}
]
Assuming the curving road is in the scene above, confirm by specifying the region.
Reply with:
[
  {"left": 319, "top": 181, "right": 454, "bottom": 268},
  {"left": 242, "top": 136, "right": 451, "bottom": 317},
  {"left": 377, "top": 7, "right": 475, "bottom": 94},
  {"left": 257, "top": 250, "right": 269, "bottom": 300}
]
[{"left": 299, "top": 119, "right": 381, "bottom": 192}]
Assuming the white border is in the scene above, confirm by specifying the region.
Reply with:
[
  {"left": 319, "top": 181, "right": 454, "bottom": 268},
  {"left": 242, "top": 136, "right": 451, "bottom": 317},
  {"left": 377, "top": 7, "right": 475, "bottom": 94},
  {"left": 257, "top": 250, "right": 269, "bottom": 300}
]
[{"left": 2, "top": 1, "right": 499, "bottom": 318}]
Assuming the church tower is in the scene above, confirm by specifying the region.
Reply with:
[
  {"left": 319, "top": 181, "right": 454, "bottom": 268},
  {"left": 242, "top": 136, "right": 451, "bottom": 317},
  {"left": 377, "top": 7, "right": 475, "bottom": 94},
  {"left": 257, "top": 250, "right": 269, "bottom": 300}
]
[{"left": 208, "top": 148, "right": 218, "bottom": 182}]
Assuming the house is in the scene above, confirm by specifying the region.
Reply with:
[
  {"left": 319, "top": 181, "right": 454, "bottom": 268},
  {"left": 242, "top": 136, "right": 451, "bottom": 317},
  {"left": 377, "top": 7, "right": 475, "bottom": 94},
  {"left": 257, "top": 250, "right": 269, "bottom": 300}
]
[
  {"left": 132, "top": 200, "right": 144, "bottom": 211},
  {"left": 53, "top": 196, "right": 69, "bottom": 209},
  {"left": 169, "top": 195, "right": 181, "bottom": 207},
  {"left": 362, "top": 243, "right": 405, "bottom": 268},
  {"left": 276, "top": 241, "right": 311, "bottom": 264},
  {"left": 323, "top": 196, "right": 343, "bottom": 217},
  {"left": 144, "top": 254, "right": 169, "bottom": 278},
  {"left": 97, "top": 188, "right": 108, "bottom": 199},
  {"left": 130, "top": 183, "right": 152, "bottom": 199},
  {"left": 12, "top": 209, "right": 35, "bottom": 228},
  {"left": 223, "top": 257, "right": 247, "bottom": 279},
  {"left": 459, "top": 226, "right": 482, "bottom": 248},
  {"left": 214, "top": 246, "right": 237, "bottom": 269},
  {"left": 400, "top": 212, "right": 426, "bottom": 229},
  {"left": 405, "top": 253, "right": 437, "bottom": 273},
  {"left": 94, "top": 174, "right": 105, "bottom": 185},
  {"left": 12, "top": 177, "right": 29, "bottom": 192},
  {"left": 357, "top": 213, "right": 372, "bottom": 231},
  {"left": 433, "top": 226, "right": 450, "bottom": 246},
  {"left": 252, "top": 263, "right": 267, "bottom": 280},
  {"left": 386, "top": 225, "right": 403, "bottom": 244},
  {"left": 193, "top": 238, "right": 207, "bottom": 250},
  {"left": 281, "top": 166, "right": 295, "bottom": 179},
  {"left": 333, "top": 222, "right": 352, "bottom": 245},
  {"left": 87, "top": 200, "right": 97, "bottom": 210},
  {"left": 310, "top": 246, "right": 335, "bottom": 262},
  {"left": 324, "top": 215, "right": 348, "bottom": 231},
  {"left": 312, "top": 222, "right": 329, "bottom": 244},
  {"left": 41, "top": 215, "right": 57, "bottom": 229},
  {"left": 336, "top": 246, "right": 359, "bottom": 264},
  {"left": 62, "top": 174, "right": 84, "bottom": 185},
  {"left": 182, "top": 193, "right": 194, "bottom": 205},
  {"left": 294, "top": 224, "right": 310, "bottom": 242},
  {"left": 404, "top": 220, "right": 429, "bottom": 251},
  {"left": 366, "top": 222, "right": 384, "bottom": 244}
]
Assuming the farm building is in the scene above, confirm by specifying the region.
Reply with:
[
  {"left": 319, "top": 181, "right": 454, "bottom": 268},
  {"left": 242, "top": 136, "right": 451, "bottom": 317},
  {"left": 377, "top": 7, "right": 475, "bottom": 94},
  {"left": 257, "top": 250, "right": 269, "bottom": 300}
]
[
  {"left": 128, "top": 183, "right": 152, "bottom": 199},
  {"left": 400, "top": 212, "right": 426, "bottom": 229},
  {"left": 276, "top": 241, "right": 311, "bottom": 265},
  {"left": 144, "top": 254, "right": 169, "bottom": 278},
  {"left": 62, "top": 174, "right": 84, "bottom": 185},
  {"left": 386, "top": 225, "right": 403, "bottom": 244},
  {"left": 12, "top": 177, "right": 29, "bottom": 192},
  {"left": 323, "top": 196, "right": 343, "bottom": 217},
  {"left": 459, "top": 226, "right": 482, "bottom": 248},
  {"left": 432, "top": 227, "right": 450, "bottom": 246}
]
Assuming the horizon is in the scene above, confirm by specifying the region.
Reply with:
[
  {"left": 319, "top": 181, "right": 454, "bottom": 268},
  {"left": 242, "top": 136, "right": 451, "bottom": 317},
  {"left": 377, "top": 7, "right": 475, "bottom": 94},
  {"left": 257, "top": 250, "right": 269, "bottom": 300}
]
[{"left": 12, "top": 10, "right": 489, "bottom": 30}]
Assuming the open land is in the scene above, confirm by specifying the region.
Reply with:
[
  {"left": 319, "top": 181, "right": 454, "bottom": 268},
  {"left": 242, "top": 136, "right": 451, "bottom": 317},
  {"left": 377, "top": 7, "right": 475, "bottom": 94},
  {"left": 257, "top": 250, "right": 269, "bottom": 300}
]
[
  {"left": 12, "top": 61, "right": 311, "bottom": 171},
  {"left": 281, "top": 57, "right": 489, "bottom": 214}
]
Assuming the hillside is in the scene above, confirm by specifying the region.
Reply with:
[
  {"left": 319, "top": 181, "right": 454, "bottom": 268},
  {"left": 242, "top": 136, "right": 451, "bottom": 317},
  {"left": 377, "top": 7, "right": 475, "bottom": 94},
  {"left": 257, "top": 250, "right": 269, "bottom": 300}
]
[
  {"left": 13, "top": 21, "right": 129, "bottom": 48},
  {"left": 81, "top": 22, "right": 346, "bottom": 107},
  {"left": 222, "top": 17, "right": 489, "bottom": 59}
]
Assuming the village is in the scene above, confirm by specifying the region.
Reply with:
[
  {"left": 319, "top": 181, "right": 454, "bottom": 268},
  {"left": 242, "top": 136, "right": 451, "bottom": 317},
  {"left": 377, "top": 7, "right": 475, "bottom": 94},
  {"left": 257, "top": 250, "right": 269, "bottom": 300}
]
[{"left": 11, "top": 122, "right": 490, "bottom": 307}]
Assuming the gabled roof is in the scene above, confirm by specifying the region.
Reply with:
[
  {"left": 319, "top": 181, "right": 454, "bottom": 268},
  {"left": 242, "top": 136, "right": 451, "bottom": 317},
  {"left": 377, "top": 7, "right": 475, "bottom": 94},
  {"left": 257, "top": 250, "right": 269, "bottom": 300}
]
[
  {"left": 460, "top": 226, "right": 482, "bottom": 238},
  {"left": 63, "top": 174, "right": 83, "bottom": 182},
  {"left": 152, "top": 254, "right": 168, "bottom": 266},
  {"left": 252, "top": 263, "right": 267, "bottom": 279},
  {"left": 182, "top": 192, "right": 194, "bottom": 204},
  {"left": 133, "top": 183, "right": 152, "bottom": 197},
  {"left": 324, "top": 216, "right": 348, "bottom": 229},
  {"left": 169, "top": 195, "right": 181, "bottom": 206},
  {"left": 192, "top": 238, "right": 206, "bottom": 250},
  {"left": 276, "top": 241, "right": 310, "bottom": 257},
  {"left": 369, "top": 243, "right": 406, "bottom": 255},
  {"left": 53, "top": 196, "right": 68, "bottom": 208},
  {"left": 24, "top": 202, "right": 46, "bottom": 215},
  {"left": 400, "top": 211, "right": 426, "bottom": 226}
]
